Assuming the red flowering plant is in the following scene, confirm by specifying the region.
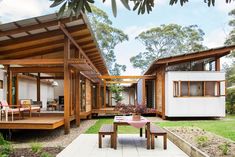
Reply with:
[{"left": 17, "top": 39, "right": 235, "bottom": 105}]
[{"left": 115, "top": 103, "right": 146, "bottom": 115}]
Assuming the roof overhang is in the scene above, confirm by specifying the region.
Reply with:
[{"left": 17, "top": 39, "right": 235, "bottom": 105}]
[
  {"left": 0, "top": 12, "right": 109, "bottom": 76},
  {"left": 144, "top": 45, "right": 235, "bottom": 75}
]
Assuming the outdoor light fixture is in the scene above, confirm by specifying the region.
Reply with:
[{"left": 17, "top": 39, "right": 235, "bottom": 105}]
[
  {"left": 0, "top": 64, "right": 4, "bottom": 69},
  {"left": 52, "top": 81, "right": 58, "bottom": 87}
]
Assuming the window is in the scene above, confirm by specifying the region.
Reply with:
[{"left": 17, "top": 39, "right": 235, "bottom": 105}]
[
  {"left": 190, "top": 81, "right": 204, "bottom": 96},
  {"left": 0, "top": 80, "right": 3, "bottom": 89},
  {"left": 181, "top": 81, "right": 189, "bottom": 96},
  {"left": 173, "top": 80, "right": 224, "bottom": 97},
  {"left": 173, "top": 81, "right": 180, "bottom": 97},
  {"left": 205, "top": 81, "right": 218, "bottom": 96}
]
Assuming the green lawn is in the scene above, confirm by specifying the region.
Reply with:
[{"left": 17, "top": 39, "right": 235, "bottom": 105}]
[
  {"left": 86, "top": 118, "right": 140, "bottom": 134},
  {"left": 85, "top": 115, "right": 235, "bottom": 141}
]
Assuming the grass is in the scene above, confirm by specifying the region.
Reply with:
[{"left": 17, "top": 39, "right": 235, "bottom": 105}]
[
  {"left": 85, "top": 118, "right": 140, "bottom": 134},
  {"left": 85, "top": 115, "right": 235, "bottom": 141}
]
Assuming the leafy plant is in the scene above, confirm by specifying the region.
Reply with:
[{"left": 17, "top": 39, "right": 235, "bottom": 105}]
[
  {"left": 109, "top": 84, "right": 124, "bottom": 103},
  {"left": 218, "top": 142, "right": 230, "bottom": 155},
  {"left": 115, "top": 103, "right": 146, "bottom": 114},
  {"left": 49, "top": 0, "right": 235, "bottom": 18},
  {"left": 40, "top": 152, "right": 53, "bottom": 157},
  {"left": 30, "top": 142, "right": 43, "bottom": 154},
  {"left": 0, "top": 144, "right": 13, "bottom": 157},
  {"left": 195, "top": 136, "right": 208, "bottom": 147},
  {"left": 0, "top": 133, "right": 13, "bottom": 157}
]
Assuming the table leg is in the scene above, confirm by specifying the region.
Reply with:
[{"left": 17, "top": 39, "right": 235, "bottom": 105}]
[
  {"left": 114, "top": 124, "right": 117, "bottom": 149},
  {"left": 140, "top": 128, "right": 143, "bottom": 137},
  {"left": 146, "top": 122, "right": 150, "bottom": 149}
]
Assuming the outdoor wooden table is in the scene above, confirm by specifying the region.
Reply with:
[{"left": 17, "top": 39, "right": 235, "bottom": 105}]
[{"left": 113, "top": 116, "right": 151, "bottom": 150}]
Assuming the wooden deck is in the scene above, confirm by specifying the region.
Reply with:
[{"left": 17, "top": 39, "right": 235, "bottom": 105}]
[
  {"left": 92, "top": 107, "right": 119, "bottom": 115},
  {"left": 0, "top": 115, "right": 75, "bottom": 130}
]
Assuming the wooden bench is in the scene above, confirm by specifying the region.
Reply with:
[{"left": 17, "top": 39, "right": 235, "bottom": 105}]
[
  {"left": 150, "top": 124, "right": 167, "bottom": 149},
  {"left": 98, "top": 124, "right": 114, "bottom": 148}
]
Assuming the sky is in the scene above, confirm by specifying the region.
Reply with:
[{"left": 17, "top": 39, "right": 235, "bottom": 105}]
[{"left": 0, "top": 0, "right": 234, "bottom": 75}]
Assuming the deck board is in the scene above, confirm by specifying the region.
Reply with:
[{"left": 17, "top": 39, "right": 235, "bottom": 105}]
[{"left": 0, "top": 116, "right": 65, "bottom": 130}]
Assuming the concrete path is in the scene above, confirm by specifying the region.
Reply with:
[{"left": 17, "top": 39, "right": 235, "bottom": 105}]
[{"left": 57, "top": 134, "right": 189, "bottom": 157}]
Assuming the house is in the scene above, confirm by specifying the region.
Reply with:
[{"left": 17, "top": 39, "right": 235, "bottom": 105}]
[
  {"left": 0, "top": 12, "right": 109, "bottom": 134},
  {"left": 137, "top": 46, "right": 235, "bottom": 119}
]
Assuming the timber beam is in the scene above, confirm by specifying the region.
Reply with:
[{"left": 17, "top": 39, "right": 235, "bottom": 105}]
[
  {"left": 0, "top": 59, "right": 64, "bottom": 65},
  {"left": 106, "top": 81, "right": 138, "bottom": 84},
  {"left": 10, "top": 67, "right": 64, "bottom": 73},
  {"left": 99, "top": 75, "right": 155, "bottom": 79},
  {"left": 59, "top": 23, "right": 100, "bottom": 75}
]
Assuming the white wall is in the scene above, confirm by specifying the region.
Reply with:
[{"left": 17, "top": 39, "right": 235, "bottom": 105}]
[
  {"left": 165, "top": 71, "right": 225, "bottom": 117},
  {"left": 19, "top": 78, "right": 54, "bottom": 109},
  {"left": 0, "top": 70, "right": 6, "bottom": 101},
  {"left": 137, "top": 79, "right": 143, "bottom": 104}
]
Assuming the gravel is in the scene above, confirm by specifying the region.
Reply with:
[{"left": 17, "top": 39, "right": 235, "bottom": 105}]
[{"left": 10, "top": 119, "right": 97, "bottom": 148}]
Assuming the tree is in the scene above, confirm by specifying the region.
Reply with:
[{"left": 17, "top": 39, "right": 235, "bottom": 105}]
[
  {"left": 130, "top": 24, "right": 206, "bottom": 72},
  {"left": 88, "top": 5, "right": 128, "bottom": 75},
  {"left": 225, "top": 8, "right": 235, "bottom": 56},
  {"left": 49, "top": 0, "right": 235, "bottom": 18},
  {"left": 88, "top": 6, "right": 128, "bottom": 101}
]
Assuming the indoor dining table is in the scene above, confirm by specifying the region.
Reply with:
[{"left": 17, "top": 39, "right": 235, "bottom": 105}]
[{"left": 113, "top": 116, "right": 151, "bottom": 149}]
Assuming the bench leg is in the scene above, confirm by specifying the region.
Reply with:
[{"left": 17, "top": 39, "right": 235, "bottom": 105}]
[
  {"left": 111, "top": 134, "right": 114, "bottom": 148},
  {"left": 164, "top": 134, "right": 167, "bottom": 150},
  {"left": 99, "top": 134, "right": 102, "bottom": 148},
  {"left": 151, "top": 134, "right": 155, "bottom": 149},
  {"left": 145, "top": 128, "right": 147, "bottom": 138},
  {"left": 140, "top": 128, "right": 143, "bottom": 137}
]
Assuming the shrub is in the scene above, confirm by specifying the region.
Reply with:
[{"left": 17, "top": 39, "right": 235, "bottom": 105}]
[
  {"left": 196, "top": 136, "right": 208, "bottom": 147},
  {"left": 40, "top": 152, "right": 53, "bottom": 157},
  {"left": 0, "top": 133, "right": 13, "bottom": 157},
  {"left": 30, "top": 142, "right": 43, "bottom": 154},
  {"left": 218, "top": 142, "right": 230, "bottom": 155}
]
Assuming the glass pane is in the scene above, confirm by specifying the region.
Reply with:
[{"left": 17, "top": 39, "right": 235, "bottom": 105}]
[
  {"left": 205, "top": 81, "right": 216, "bottom": 96},
  {"left": 181, "top": 81, "right": 188, "bottom": 96},
  {"left": 190, "top": 82, "right": 204, "bottom": 96},
  {"left": 220, "top": 81, "right": 225, "bottom": 96},
  {"left": 173, "top": 81, "right": 179, "bottom": 97}
]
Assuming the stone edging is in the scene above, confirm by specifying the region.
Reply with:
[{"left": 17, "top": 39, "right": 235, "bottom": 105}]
[{"left": 164, "top": 128, "right": 210, "bottom": 157}]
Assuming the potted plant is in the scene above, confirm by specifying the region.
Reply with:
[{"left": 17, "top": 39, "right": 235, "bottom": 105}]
[{"left": 132, "top": 104, "right": 146, "bottom": 121}]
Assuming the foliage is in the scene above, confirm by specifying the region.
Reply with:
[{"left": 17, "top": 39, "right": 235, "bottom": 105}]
[
  {"left": 226, "top": 88, "right": 235, "bottom": 114},
  {"left": 114, "top": 103, "right": 147, "bottom": 114},
  {"left": 109, "top": 84, "right": 124, "bottom": 103},
  {"left": 195, "top": 136, "right": 209, "bottom": 147},
  {"left": 0, "top": 134, "right": 13, "bottom": 157},
  {"left": 130, "top": 24, "right": 206, "bottom": 72},
  {"left": 225, "top": 8, "right": 235, "bottom": 56},
  {"left": 88, "top": 5, "right": 128, "bottom": 75},
  {"left": 30, "top": 142, "right": 43, "bottom": 154},
  {"left": 40, "top": 152, "right": 53, "bottom": 157},
  {"left": 218, "top": 142, "right": 230, "bottom": 155},
  {"left": 49, "top": 0, "right": 235, "bottom": 17}
]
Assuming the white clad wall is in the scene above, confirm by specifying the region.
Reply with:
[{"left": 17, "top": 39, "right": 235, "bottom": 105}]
[
  {"left": 0, "top": 70, "right": 6, "bottom": 100},
  {"left": 137, "top": 79, "right": 143, "bottom": 104},
  {"left": 19, "top": 78, "right": 54, "bottom": 109},
  {"left": 165, "top": 71, "right": 226, "bottom": 117}
]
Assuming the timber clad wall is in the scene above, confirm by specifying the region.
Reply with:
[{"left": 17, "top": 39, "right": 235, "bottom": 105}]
[
  {"left": 85, "top": 79, "right": 91, "bottom": 112},
  {"left": 156, "top": 68, "right": 164, "bottom": 113}
]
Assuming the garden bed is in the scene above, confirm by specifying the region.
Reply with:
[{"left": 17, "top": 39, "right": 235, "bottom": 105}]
[
  {"left": 9, "top": 147, "right": 63, "bottom": 157},
  {"left": 166, "top": 127, "right": 235, "bottom": 157}
]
